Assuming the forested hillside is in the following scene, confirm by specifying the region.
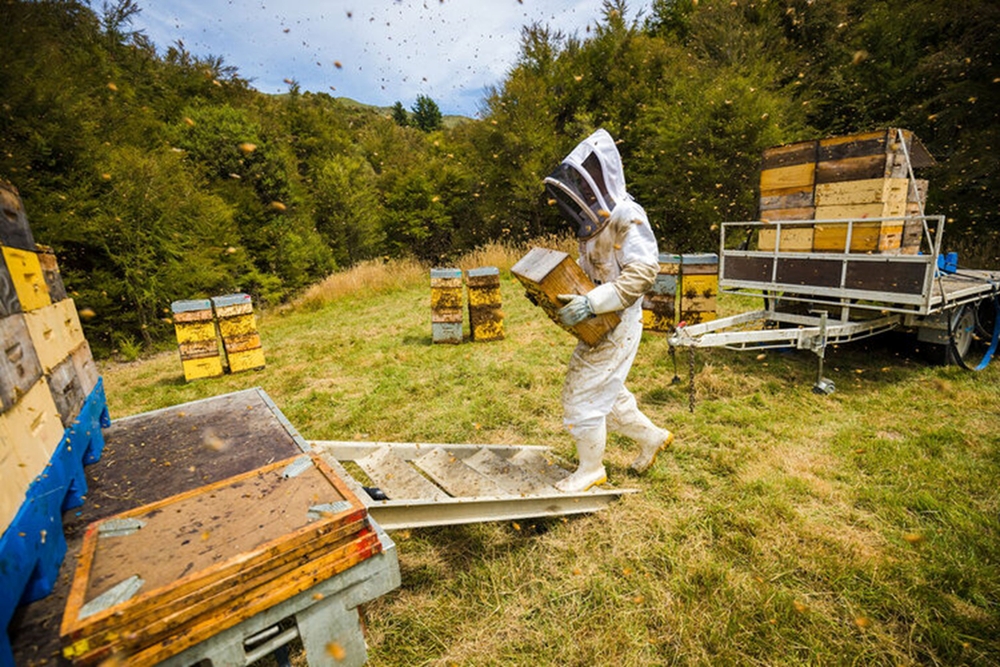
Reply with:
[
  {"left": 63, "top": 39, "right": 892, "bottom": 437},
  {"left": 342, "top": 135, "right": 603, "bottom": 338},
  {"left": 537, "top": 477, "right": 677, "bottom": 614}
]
[{"left": 2, "top": 0, "right": 998, "bottom": 355}]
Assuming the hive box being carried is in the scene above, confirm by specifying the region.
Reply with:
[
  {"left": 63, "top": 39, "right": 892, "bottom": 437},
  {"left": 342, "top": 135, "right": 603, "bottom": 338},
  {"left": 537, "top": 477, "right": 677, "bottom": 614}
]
[
  {"left": 511, "top": 247, "right": 619, "bottom": 346},
  {"left": 60, "top": 452, "right": 381, "bottom": 666}
]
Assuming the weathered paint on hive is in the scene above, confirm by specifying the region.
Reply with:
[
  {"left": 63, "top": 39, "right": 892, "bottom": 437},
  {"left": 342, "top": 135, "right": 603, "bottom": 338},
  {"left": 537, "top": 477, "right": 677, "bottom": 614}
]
[
  {"left": 2, "top": 247, "right": 50, "bottom": 312},
  {"left": 181, "top": 356, "right": 224, "bottom": 381},
  {"left": 173, "top": 320, "right": 217, "bottom": 344},
  {"left": 0, "top": 313, "right": 43, "bottom": 414},
  {"left": 25, "top": 299, "right": 86, "bottom": 373},
  {"left": 217, "top": 313, "right": 258, "bottom": 338},
  {"left": 227, "top": 347, "right": 266, "bottom": 373}
]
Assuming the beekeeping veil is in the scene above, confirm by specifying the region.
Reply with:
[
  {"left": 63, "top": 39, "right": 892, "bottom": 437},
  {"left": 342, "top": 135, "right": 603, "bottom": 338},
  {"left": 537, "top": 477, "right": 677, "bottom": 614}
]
[{"left": 544, "top": 128, "right": 629, "bottom": 240}]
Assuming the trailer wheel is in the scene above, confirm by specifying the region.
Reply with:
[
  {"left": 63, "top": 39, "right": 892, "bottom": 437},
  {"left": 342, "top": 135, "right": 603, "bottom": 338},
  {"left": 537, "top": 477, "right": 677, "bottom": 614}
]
[{"left": 945, "top": 304, "right": 976, "bottom": 365}]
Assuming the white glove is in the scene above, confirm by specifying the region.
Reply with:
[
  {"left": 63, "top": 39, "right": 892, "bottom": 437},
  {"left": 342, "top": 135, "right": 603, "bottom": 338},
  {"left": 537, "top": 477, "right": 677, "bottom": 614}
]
[{"left": 556, "top": 294, "right": 594, "bottom": 326}]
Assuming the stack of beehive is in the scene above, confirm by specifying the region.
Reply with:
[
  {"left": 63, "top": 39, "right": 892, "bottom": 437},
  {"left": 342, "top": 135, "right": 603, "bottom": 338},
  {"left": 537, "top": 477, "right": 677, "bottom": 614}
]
[
  {"left": 465, "top": 267, "right": 505, "bottom": 342},
  {"left": 642, "top": 254, "right": 679, "bottom": 332},
  {"left": 758, "top": 128, "right": 932, "bottom": 254},
  {"left": 678, "top": 254, "right": 719, "bottom": 325},
  {"left": 1, "top": 181, "right": 108, "bottom": 663},
  {"left": 430, "top": 268, "right": 464, "bottom": 344},
  {"left": 642, "top": 253, "right": 719, "bottom": 331},
  {"left": 213, "top": 293, "right": 265, "bottom": 372},
  {"left": 60, "top": 453, "right": 382, "bottom": 666},
  {"left": 171, "top": 299, "right": 223, "bottom": 382}
]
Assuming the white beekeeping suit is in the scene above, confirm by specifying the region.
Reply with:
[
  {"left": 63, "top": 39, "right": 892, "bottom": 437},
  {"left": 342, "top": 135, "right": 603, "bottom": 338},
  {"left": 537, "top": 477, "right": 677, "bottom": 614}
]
[{"left": 543, "top": 128, "right": 674, "bottom": 493}]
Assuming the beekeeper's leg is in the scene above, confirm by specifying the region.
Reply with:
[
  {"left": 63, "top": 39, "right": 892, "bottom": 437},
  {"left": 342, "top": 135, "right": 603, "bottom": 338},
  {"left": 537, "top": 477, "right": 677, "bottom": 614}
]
[
  {"left": 607, "top": 388, "right": 673, "bottom": 473},
  {"left": 555, "top": 419, "right": 608, "bottom": 492}
]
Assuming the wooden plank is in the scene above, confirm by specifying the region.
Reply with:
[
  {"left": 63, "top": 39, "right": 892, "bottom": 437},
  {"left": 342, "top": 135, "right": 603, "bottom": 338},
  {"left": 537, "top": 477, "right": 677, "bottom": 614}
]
[
  {"left": 758, "top": 226, "right": 814, "bottom": 252},
  {"left": 760, "top": 140, "right": 817, "bottom": 170},
  {"left": 815, "top": 154, "right": 887, "bottom": 184},
  {"left": 355, "top": 446, "right": 449, "bottom": 501},
  {"left": 759, "top": 163, "right": 815, "bottom": 192},
  {"left": 814, "top": 178, "right": 908, "bottom": 207},
  {"left": 817, "top": 130, "right": 887, "bottom": 162},
  {"left": 511, "top": 247, "right": 619, "bottom": 346},
  {"left": 463, "top": 448, "right": 559, "bottom": 496},
  {"left": 2, "top": 246, "right": 50, "bottom": 312},
  {"left": 759, "top": 187, "right": 815, "bottom": 210},
  {"left": 0, "top": 313, "right": 43, "bottom": 413},
  {"left": 760, "top": 207, "right": 815, "bottom": 223},
  {"left": 812, "top": 221, "right": 882, "bottom": 252},
  {"left": 414, "top": 447, "right": 509, "bottom": 498},
  {"left": 47, "top": 354, "right": 85, "bottom": 427}
]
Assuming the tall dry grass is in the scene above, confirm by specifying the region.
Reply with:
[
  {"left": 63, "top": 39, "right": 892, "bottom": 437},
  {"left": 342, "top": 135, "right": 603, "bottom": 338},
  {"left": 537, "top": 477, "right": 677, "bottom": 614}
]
[{"left": 288, "top": 234, "right": 578, "bottom": 312}]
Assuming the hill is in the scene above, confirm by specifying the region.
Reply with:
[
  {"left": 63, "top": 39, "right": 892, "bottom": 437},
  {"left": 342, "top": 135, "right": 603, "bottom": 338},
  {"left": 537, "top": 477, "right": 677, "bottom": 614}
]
[{"left": 334, "top": 96, "right": 474, "bottom": 129}]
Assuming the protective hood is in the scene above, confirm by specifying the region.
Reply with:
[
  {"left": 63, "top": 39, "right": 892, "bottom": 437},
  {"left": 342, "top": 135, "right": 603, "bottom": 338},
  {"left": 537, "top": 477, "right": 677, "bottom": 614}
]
[{"left": 544, "top": 128, "right": 629, "bottom": 240}]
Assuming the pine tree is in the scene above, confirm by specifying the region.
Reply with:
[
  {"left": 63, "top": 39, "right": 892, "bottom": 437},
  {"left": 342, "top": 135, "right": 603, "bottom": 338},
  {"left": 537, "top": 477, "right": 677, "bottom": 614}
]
[
  {"left": 411, "top": 95, "right": 443, "bottom": 132},
  {"left": 390, "top": 101, "right": 409, "bottom": 127}
]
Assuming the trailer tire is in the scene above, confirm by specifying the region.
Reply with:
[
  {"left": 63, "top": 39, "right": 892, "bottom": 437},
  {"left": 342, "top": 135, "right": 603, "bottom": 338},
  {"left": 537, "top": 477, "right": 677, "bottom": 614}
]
[{"left": 945, "top": 304, "right": 976, "bottom": 365}]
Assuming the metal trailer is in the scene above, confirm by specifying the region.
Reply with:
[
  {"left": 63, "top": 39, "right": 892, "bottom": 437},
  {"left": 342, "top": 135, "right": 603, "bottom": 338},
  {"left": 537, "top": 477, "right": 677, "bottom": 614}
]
[{"left": 667, "top": 214, "right": 1000, "bottom": 394}]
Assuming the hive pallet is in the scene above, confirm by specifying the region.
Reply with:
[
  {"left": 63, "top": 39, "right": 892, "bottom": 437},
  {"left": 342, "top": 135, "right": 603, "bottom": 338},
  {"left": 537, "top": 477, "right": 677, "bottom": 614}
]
[{"left": 61, "top": 452, "right": 378, "bottom": 666}]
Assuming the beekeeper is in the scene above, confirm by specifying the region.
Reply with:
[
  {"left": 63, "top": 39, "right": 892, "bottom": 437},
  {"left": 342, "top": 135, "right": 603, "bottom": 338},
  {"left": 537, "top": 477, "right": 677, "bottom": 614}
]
[{"left": 543, "top": 128, "right": 674, "bottom": 493}]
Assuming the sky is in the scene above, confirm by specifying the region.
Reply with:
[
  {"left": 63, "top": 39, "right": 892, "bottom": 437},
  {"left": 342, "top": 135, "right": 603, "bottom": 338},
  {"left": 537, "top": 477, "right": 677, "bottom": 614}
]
[{"left": 130, "top": 0, "right": 654, "bottom": 118}]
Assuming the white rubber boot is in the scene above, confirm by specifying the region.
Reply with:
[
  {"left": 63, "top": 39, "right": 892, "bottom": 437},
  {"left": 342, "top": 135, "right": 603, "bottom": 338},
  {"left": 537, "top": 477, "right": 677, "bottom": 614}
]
[
  {"left": 555, "top": 423, "right": 607, "bottom": 493},
  {"left": 607, "top": 393, "right": 673, "bottom": 474}
]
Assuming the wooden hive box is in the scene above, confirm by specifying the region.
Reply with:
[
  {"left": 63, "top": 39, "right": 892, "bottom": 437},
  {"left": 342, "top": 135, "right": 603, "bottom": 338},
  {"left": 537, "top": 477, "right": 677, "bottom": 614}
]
[
  {"left": 60, "top": 452, "right": 381, "bottom": 666},
  {"left": 430, "top": 267, "right": 464, "bottom": 344},
  {"left": 642, "top": 253, "right": 680, "bottom": 333},
  {"left": 466, "top": 266, "right": 504, "bottom": 342},
  {"left": 212, "top": 294, "right": 265, "bottom": 373},
  {"left": 1, "top": 247, "right": 51, "bottom": 312},
  {"left": 511, "top": 247, "right": 619, "bottom": 346},
  {"left": 759, "top": 139, "right": 818, "bottom": 227},
  {"left": 0, "top": 313, "right": 43, "bottom": 414},
  {"left": 679, "top": 254, "right": 719, "bottom": 325},
  {"left": 171, "top": 299, "right": 223, "bottom": 381},
  {"left": 24, "top": 298, "right": 86, "bottom": 374},
  {"left": 35, "top": 244, "right": 68, "bottom": 302}
]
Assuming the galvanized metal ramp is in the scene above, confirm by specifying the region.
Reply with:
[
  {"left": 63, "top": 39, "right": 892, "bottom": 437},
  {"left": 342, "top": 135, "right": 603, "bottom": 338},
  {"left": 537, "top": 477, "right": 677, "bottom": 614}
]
[{"left": 309, "top": 441, "right": 636, "bottom": 530}]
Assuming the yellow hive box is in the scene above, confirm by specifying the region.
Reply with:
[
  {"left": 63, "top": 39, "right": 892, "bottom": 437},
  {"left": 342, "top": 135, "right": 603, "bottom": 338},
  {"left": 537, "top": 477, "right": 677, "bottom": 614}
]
[
  {"left": 466, "top": 267, "right": 504, "bottom": 342},
  {"left": 174, "top": 320, "right": 217, "bottom": 344},
  {"left": 681, "top": 273, "right": 719, "bottom": 300},
  {"left": 217, "top": 313, "right": 258, "bottom": 339},
  {"left": 2, "top": 246, "right": 51, "bottom": 312},
  {"left": 812, "top": 220, "right": 903, "bottom": 253},
  {"left": 25, "top": 298, "right": 87, "bottom": 373},
  {"left": 181, "top": 356, "right": 224, "bottom": 382},
  {"left": 758, "top": 226, "right": 815, "bottom": 253},
  {"left": 228, "top": 347, "right": 266, "bottom": 373}
]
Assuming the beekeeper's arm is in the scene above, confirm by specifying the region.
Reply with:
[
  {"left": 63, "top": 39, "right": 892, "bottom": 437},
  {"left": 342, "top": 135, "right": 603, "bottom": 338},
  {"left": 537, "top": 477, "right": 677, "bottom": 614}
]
[{"left": 557, "top": 202, "right": 659, "bottom": 326}]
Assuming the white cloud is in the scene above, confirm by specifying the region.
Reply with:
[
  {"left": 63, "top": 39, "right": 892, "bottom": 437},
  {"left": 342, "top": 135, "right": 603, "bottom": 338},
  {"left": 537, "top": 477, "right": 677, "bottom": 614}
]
[{"left": 132, "top": 0, "right": 652, "bottom": 117}]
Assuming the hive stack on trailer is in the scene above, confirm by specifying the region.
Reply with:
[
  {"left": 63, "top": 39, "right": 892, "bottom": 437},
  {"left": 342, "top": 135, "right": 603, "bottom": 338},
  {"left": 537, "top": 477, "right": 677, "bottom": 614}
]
[
  {"left": 465, "top": 267, "right": 505, "bottom": 342},
  {"left": 430, "top": 268, "right": 464, "bottom": 344},
  {"left": 642, "top": 253, "right": 680, "bottom": 332},
  {"left": 171, "top": 299, "right": 223, "bottom": 381},
  {"left": 213, "top": 293, "right": 265, "bottom": 373},
  {"left": 0, "top": 181, "right": 110, "bottom": 667},
  {"left": 758, "top": 129, "right": 933, "bottom": 254}
]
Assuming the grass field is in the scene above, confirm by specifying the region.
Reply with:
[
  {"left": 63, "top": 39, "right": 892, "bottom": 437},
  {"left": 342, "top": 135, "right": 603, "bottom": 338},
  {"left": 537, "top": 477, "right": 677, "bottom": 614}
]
[{"left": 100, "top": 238, "right": 1000, "bottom": 666}]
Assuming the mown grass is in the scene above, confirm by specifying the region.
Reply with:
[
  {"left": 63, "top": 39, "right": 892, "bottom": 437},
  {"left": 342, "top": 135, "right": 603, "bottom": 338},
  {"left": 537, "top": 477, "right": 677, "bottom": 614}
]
[{"left": 100, "top": 238, "right": 1000, "bottom": 666}]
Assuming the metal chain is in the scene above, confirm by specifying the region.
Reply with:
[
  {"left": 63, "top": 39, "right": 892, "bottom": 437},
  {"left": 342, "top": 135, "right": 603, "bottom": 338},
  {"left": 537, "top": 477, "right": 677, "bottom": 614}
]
[{"left": 688, "top": 346, "right": 696, "bottom": 413}]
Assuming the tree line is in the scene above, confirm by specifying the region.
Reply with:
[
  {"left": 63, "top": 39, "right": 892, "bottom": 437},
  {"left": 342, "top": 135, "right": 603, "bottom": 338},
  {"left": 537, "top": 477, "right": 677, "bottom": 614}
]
[{"left": 1, "top": 0, "right": 997, "bottom": 355}]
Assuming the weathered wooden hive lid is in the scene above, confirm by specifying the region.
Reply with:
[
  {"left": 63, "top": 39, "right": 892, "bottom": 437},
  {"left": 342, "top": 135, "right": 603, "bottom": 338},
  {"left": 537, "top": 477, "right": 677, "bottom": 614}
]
[
  {"left": 210, "top": 293, "right": 252, "bottom": 308},
  {"left": 170, "top": 298, "right": 212, "bottom": 314},
  {"left": 680, "top": 253, "right": 719, "bottom": 265},
  {"left": 430, "top": 267, "right": 462, "bottom": 279},
  {"left": 466, "top": 266, "right": 499, "bottom": 278}
]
